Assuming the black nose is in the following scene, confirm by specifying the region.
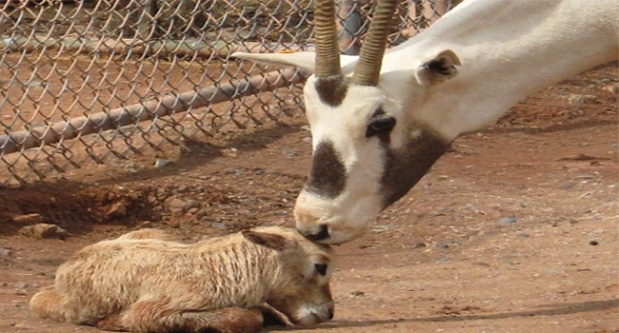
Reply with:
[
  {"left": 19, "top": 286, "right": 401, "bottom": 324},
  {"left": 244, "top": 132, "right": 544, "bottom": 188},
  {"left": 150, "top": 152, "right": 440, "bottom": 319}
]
[{"left": 302, "top": 224, "right": 330, "bottom": 241}]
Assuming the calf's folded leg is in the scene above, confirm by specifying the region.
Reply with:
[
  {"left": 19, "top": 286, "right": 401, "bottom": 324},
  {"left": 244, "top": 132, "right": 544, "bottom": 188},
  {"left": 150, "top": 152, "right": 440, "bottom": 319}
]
[
  {"left": 97, "top": 298, "right": 264, "bottom": 333},
  {"left": 29, "top": 286, "right": 70, "bottom": 323}
]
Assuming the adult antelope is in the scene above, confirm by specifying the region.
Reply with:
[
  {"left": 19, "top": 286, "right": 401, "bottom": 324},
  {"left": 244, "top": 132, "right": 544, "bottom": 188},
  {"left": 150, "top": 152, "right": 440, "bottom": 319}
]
[{"left": 234, "top": 0, "right": 619, "bottom": 244}]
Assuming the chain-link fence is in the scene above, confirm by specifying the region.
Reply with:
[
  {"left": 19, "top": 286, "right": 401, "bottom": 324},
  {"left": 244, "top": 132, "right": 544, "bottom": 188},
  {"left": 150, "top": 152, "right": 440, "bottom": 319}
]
[{"left": 0, "top": 0, "right": 455, "bottom": 184}]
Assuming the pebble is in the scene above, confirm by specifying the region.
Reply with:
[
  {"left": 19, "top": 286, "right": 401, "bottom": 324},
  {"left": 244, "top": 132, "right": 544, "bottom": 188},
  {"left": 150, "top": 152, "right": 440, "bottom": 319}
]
[
  {"left": 560, "top": 182, "right": 576, "bottom": 189},
  {"left": 589, "top": 240, "right": 599, "bottom": 246},
  {"left": 154, "top": 158, "right": 173, "bottom": 169},
  {"left": 12, "top": 323, "right": 34, "bottom": 329},
  {"left": 165, "top": 196, "right": 200, "bottom": 213},
  {"left": 0, "top": 248, "right": 12, "bottom": 258},
  {"left": 412, "top": 242, "right": 427, "bottom": 249},
  {"left": 498, "top": 216, "right": 517, "bottom": 225},
  {"left": 15, "top": 282, "right": 28, "bottom": 289},
  {"left": 12, "top": 213, "right": 44, "bottom": 225},
  {"left": 106, "top": 201, "right": 127, "bottom": 218},
  {"left": 19, "top": 223, "right": 67, "bottom": 240},
  {"left": 210, "top": 222, "right": 226, "bottom": 229},
  {"left": 567, "top": 94, "right": 597, "bottom": 105},
  {"left": 436, "top": 242, "right": 450, "bottom": 249},
  {"left": 282, "top": 149, "right": 298, "bottom": 157},
  {"left": 224, "top": 148, "right": 239, "bottom": 158}
]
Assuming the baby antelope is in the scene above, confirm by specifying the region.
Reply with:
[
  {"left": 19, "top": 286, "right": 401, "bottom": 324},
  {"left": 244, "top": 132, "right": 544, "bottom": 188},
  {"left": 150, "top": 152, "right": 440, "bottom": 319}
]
[{"left": 30, "top": 226, "right": 335, "bottom": 333}]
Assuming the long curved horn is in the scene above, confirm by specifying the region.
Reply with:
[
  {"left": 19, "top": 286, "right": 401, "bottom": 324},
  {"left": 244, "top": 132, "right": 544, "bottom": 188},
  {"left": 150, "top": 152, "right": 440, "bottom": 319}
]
[
  {"left": 352, "top": 0, "right": 399, "bottom": 86},
  {"left": 314, "top": 0, "right": 341, "bottom": 77}
]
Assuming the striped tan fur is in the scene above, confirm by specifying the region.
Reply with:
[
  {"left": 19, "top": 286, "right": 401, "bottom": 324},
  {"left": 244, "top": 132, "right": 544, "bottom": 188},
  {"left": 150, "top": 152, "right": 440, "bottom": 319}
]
[{"left": 30, "top": 226, "right": 335, "bottom": 333}]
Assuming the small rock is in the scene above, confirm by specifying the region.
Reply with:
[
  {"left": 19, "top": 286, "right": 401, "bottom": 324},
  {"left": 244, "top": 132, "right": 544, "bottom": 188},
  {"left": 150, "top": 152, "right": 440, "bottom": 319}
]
[
  {"left": 436, "top": 242, "right": 449, "bottom": 249},
  {"left": 0, "top": 248, "right": 12, "bottom": 258},
  {"left": 210, "top": 222, "right": 226, "bottom": 229},
  {"left": 165, "top": 196, "right": 200, "bottom": 213},
  {"left": 560, "top": 182, "right": 576, "bottom": 189},
  {"left": 282, "top": 149, "right": 298, "bottom": 157},
  {"left": 412, "top": 242, "right": 427, "bottom": 249},
  {"left": 139, "top": 221, "right": 153, "bottom": 228},
  {"left": 350, "top": 291, "right": 365, "bottom": 297},
  {"left": 223, "top": 148, "right": 239, "bottom": 158},
  {"left": 187, "top": 207, "right": 199, "bottom": 215},
  {"left": 106, "top": 201, "right": 127, "bottom": 218},
  {"left": 254, "top": 169, "right": 264, "bottom": 175},
  {"left": 498, "top": 216, "right": 517, "bottom": 225},
  {"left": 15, "top": 289, "right": 27, "bottom": 296},
  {"left": 567, "top": 94, "right": 597, "bottom": 105},
  {"left": 12, "top": 213, "right": 44, "bottom": 225},
  {"left": 15, "top": 282, "right": 28, "bottom": 289},
  {"left": 166, "top": 220, "right": 181, "bottom": 229},
  {"left": 19, "top": 223, "right": 67, "bottom": 240},
  {"left": 602, "top": 82, "right": 618, "bottom": 94},
  {"left": 154, "top": 158, "right": 173, "bottom": 168},
  {"left": 589, "top": 240, "right": 599, "bottom": 246}
]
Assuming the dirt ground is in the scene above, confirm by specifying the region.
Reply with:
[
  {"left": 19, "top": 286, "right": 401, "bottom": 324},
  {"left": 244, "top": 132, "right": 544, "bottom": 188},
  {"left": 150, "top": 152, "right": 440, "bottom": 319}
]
[{"left": 0, "top": 63, "right": 617, "bottom": 333}]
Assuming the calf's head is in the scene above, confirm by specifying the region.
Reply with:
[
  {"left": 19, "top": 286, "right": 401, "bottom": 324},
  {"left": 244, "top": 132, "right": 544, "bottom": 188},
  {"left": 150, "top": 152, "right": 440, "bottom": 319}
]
[
  {"left": 242, "top": 227, "right": 335, "bottom": 325},
  {"left": 234, "top": 0, "right": 459, "bottom": 244}
]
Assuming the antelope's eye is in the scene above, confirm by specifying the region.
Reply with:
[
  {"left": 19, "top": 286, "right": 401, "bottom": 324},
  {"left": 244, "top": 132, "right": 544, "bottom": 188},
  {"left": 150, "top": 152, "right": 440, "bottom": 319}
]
[
  {"left": 366, "top": 116, "right": 396, "bottom": 137},
  {"left": 315, "top": 263, "right": 328, "bottom": 276}
]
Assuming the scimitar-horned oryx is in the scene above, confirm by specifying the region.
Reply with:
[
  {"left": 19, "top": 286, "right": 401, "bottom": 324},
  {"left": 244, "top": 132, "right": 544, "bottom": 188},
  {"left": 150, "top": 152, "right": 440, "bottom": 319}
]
[{"left": 233, "top": 0, "right": 619, "bottom": 244}]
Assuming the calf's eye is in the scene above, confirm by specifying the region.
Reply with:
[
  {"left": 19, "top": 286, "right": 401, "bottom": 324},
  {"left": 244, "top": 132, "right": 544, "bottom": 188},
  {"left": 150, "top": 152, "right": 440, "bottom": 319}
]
[{"left": 315, "top": 263, "right": 328, "bottom": 276}]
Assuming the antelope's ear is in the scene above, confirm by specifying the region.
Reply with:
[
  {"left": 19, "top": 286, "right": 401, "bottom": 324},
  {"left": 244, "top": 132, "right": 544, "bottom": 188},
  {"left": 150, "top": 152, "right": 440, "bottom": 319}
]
[
  {"left": 232, "top": 51, "right": 317, "bottom": 73},
  {"left": 415, "top": 49, "right": 461, "bottom": 85},
  {"left": 242, "top": 230, "right": 298, "bottom": 252}
]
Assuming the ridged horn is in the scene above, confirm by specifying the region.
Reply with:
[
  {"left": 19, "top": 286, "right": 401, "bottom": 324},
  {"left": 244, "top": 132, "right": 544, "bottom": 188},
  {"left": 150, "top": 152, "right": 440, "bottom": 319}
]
[
  {"left": 314, "top": 0, "right": 341, "bottom": 78},
  {"left": 352, "top": 0, "right": 399, "bottom": 86}
]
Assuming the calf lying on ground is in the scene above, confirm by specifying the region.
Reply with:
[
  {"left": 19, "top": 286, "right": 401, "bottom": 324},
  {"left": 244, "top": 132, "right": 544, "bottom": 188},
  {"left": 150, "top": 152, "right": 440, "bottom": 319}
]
[{"left": 30, "top": 226, "right": 335, "bottom": 333}]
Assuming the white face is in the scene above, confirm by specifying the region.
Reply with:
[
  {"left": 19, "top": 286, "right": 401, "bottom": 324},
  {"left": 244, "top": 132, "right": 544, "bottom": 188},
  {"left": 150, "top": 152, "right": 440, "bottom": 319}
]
[
  {"left": 294, "top": 76, "right": 444, "bottom": 244},
  {"left": 294, "top": 76, "right": 450, "bottom": 244},
  {"left": 230, "top": 49, "right": 461, "bottom": 244}
]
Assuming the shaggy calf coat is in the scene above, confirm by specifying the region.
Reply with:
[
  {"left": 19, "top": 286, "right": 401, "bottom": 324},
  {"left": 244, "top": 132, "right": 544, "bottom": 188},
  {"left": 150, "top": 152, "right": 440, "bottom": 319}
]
[{"left": 30, "top": 226, "right": 335, "bottom": 333}]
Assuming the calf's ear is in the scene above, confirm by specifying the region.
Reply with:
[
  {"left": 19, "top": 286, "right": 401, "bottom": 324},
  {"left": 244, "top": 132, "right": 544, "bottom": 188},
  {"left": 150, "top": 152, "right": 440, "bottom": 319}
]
[{"left": 242, "top": 230, "right": 298, "bottom": 252}]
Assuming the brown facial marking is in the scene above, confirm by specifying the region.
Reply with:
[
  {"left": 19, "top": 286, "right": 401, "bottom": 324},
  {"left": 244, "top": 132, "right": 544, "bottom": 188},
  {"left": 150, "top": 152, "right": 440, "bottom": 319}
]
[
  {"left": 380, "top": 128, "right": 450, "bottom": 208},
  {"left": 314, "top": 76, "right": 348, "bottom": 107},
  {"left": 305, "top": 140, "right": 346, "bottom": 198}
]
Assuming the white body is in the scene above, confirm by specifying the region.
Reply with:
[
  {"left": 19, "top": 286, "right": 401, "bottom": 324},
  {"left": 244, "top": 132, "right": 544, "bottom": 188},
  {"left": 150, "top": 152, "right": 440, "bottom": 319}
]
[
  {"left": 234, "top": 0, "right": 619, "bottom": 244},
  {"left": 385, "top": 0, "right": 618, "bottom": 140}
]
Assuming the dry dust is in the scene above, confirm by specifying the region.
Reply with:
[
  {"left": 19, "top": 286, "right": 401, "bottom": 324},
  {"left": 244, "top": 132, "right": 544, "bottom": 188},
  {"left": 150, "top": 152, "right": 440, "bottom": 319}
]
[{"left": 0, "top": 63, "right": 617, "bottom": 333}]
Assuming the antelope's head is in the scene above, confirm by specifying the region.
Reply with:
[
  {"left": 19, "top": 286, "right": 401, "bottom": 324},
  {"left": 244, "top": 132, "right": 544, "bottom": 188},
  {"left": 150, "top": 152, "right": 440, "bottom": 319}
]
[{"left": 234, "top": 0, "right": 460, "bottom": 244}]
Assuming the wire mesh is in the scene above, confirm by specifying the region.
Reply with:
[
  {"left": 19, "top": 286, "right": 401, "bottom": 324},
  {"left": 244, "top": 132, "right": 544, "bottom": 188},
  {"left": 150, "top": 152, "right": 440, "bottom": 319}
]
[{"left": 0, "top": 0, "right": 455, "bottom": 184}]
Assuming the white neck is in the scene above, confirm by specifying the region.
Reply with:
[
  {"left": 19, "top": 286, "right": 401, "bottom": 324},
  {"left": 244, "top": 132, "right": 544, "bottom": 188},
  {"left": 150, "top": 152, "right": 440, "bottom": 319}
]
[{"left": 384, "top": 0, "right": 618, "bottom": 140}]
